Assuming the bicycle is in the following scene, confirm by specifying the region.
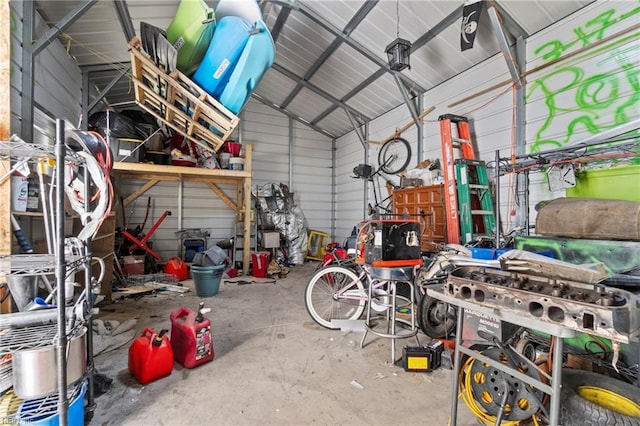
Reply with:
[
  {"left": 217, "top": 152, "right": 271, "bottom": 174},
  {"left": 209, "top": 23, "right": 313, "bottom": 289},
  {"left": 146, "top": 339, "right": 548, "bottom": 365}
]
[{"left": 378, "top": 136, "right": 411, "bottom": 175}]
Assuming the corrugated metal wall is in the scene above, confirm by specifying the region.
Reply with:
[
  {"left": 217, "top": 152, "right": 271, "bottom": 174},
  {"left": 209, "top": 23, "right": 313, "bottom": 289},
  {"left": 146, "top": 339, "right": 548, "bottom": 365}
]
[{"left": 119, "top": 99, "right": 333, "bottom": 261}]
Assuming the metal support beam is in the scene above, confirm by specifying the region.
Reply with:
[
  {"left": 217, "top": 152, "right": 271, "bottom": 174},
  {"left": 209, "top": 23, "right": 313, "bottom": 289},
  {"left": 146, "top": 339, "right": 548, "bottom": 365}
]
[
  {"left": 266, "top": 0, "right": 426, "bottom": 93},
  {"left": 80, "top": 62, "right": 130, "bottom": 73},
  {"left": 412, "top": 5, "right": 463, "bottom": 51},
  {"left": 272, "top": 62, "right": 370, "bottom": 122},
  {"left": 492, "top": 1, "right": 529, "bottom": 40},
  {"left": 32, "top": 0, "right": 97, "bottom": 56},
  {"left": 113, "top": 0, "right": 136, "bottom": 43},
  {"left": 344, "top": 107, "right": 365, "bottom": 148},
  {"left": 289, "top": 116, "right": 294, "bottom": 187},
  {"left": 312, "top": 68, "right": 385, "bottom": 126},
  {"left": 416, "top": 95, "right": 424, "bottom": 163},
  {"left": 514, "top": 36, "right": 527, "bottom": 230},
  {"left": 82, "top": 71, "right": 90, "bottom": 130},
  {"left": 20, "top": 0, "right": 35, "bottom": 142},
  {"left": 87, "top": 66, "right": 130, "bottom": 112},
  {"left": 251, "top": 93, "right": 336, "bottom": 139},
  {"left": 270, "top": 6, "right": 291, "bottom": 43},
  {"left": 488, "top": 6, "right": 521, "bottom": 88},
  {"left": 393, "top": 73, "right": 419, "bottom": 126}
]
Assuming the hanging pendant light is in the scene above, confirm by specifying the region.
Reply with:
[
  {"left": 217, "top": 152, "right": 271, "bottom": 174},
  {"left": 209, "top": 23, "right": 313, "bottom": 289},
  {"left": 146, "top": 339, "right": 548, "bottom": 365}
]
[{"left": 386, "top": 0, "right": 411, "bottom": 71}]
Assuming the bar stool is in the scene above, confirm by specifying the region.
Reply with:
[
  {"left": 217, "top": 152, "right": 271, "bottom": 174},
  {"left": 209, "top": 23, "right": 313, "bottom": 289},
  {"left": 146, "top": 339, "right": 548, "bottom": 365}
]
[{"left": 360, "top": 264, "right": 421, "bottom": 364}]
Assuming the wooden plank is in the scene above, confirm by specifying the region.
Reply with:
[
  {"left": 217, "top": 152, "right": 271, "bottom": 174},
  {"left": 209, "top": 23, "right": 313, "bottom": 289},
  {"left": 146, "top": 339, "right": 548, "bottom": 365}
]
[
  {"left": 1, "top": 0, "right": 11, "bottom": 257},
  {"left": 206, "top": 182, "right": 237, "bottom": 211},
  {"left": 122, "top": 179, "right": 160, "bottom": 206}
]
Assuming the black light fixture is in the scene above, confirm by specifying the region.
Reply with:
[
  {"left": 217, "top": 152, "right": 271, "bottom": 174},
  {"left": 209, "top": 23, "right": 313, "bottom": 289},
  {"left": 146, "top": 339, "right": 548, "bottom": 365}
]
[{"left": 386, "top": 0, "right": 411, "bottom": 71}]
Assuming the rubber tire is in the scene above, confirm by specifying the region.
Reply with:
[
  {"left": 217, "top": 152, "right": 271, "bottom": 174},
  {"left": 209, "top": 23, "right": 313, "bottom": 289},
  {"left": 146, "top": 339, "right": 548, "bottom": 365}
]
[
  {"left": 417, "top": 294, "right": 456, "bottom": 338},
  {"left": 304, "top": 265, "right": 366, "bottom": 329},
  {"left": 560, "top": 369, "right": 640, "bottom": 426},
  {"left": 378, "top": 137, "right": 411, "bottom": 175}
]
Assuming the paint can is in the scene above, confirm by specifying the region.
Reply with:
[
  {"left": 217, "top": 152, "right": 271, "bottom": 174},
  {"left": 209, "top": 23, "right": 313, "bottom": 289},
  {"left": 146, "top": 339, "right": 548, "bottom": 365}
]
[{"left": 229, "top": 157, "right": 245, "bottom": 170}]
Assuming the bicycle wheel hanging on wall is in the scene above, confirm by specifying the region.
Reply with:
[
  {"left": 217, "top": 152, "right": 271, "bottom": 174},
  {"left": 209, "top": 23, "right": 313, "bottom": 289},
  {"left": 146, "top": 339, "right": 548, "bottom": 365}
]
[{"left": 378, "top": 137, "right": 411, "bottom": 175}]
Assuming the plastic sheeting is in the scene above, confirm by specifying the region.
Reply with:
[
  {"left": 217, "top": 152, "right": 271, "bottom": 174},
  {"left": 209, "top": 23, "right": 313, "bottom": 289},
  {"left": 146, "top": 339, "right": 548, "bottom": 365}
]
[{"left": 255, "top": 183, "right": 308, "bottom": 265}]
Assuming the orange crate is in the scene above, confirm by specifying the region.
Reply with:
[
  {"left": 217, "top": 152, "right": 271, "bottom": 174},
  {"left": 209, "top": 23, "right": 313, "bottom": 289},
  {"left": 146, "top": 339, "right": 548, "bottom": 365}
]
[{"left": 128, "top": 37, "right": 239, "bottom": 153}]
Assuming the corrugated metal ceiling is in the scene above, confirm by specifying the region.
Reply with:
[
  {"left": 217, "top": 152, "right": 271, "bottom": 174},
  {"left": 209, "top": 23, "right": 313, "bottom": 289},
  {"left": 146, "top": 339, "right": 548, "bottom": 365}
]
[{"left": 32, "top": 0, "right": 593, "bottom": 139}]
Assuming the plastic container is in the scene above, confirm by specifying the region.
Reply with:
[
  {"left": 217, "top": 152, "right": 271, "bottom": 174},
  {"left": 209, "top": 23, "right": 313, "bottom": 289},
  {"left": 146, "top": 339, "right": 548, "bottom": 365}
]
[
  {"left": 17, "top": 382, "right": 87, "bottom": 425},
  {"left": 229, "top": 157, "right": 245, "bottom": 170},
  {"left": 566, "top": 164, "right": 640, "bottom": 202},
  {"left": 191, "top": 264, "right": 224, "bottom": 297},
  {"left": 170, "top": 304, "right": 215, "bottom": 368},
  {"left": 218, "top": 152, "right": 231, "bottom": 168},
  {"left": 128, "top": 328, "right": 174, "bottom": 385},
  {"left": 251, "top": 251, "right": 270, "bottom": 278},
  {"left": 192, "top": 16, "right": 252, "bottom": 98},
  {"left": 165, "top": 256, "right": 189, "bottom": 281}
]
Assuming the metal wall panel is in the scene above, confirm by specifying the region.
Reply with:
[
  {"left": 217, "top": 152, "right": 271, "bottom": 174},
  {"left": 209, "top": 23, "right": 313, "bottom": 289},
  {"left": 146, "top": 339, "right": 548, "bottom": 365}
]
[{"left": 335, "top": 131, "right": 367, "bottom": 242}]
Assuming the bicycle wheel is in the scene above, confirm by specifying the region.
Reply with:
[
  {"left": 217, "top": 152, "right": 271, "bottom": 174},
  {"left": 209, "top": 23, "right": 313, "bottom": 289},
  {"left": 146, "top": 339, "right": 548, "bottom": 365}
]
[
  {"left": 305, "top": 265, "right": 366, "bottom": 329},
  {"left": 378, "top": 137, "right": 411, "bottom": 175}
]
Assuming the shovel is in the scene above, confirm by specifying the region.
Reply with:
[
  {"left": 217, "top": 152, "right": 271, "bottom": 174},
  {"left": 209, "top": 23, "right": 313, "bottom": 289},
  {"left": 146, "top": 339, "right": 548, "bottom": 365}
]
[{"left": 140, "top": 21, "right": 177, "bottom": 74}]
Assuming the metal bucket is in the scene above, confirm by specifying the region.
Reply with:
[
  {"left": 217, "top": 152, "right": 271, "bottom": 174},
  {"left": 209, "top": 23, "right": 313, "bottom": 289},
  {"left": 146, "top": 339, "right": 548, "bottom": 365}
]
[
  {"left": 6, "top": 275, "right": 38, "bottom": 312},
  {"left": 12, "top": 327, "right": 87, "bottom": 399}
]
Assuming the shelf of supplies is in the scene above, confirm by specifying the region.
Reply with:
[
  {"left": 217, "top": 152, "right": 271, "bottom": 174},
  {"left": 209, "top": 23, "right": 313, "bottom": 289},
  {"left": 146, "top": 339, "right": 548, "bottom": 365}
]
[{"left": 0, "top": 254, "right": 87, "bottom": 276}]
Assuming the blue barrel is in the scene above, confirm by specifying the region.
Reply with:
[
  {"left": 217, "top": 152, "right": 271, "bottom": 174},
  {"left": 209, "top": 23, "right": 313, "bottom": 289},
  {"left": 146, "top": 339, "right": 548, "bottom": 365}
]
[{"left": 192, "top": 16, "right": 251, "bottom": 98}]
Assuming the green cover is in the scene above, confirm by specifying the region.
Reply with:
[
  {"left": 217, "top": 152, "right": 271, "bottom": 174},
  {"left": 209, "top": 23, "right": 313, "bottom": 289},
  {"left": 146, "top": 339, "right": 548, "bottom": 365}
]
[{"left": 166, "top": 0, "right": 216, "bottom": 76}]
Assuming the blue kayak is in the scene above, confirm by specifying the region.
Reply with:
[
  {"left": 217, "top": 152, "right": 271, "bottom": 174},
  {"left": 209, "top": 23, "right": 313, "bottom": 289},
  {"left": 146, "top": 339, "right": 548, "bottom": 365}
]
[
  {"left": 192, "top": 16, "right": 252, "bottom": 98},
  {"left": 218, "top": 20, "right": 275, "bottom": 114}
]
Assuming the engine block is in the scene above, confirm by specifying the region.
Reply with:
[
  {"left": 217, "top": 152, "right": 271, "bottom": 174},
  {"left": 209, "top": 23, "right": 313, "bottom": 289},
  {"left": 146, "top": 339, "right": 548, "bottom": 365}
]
[{"left": 446, "top": 267, "right": 640, "bottom": 343}]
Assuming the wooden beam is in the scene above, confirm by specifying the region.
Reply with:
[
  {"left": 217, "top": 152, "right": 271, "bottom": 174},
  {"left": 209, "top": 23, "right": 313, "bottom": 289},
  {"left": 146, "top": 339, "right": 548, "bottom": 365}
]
[
  {"left": 206, "top": 182, "right": 237, "bottom": 211},
  {"left": 122, "top": 179, "right": 160, "bottom": 206},
  {"left": 1, "top": 0, "right": 11, "bottom": 256}
]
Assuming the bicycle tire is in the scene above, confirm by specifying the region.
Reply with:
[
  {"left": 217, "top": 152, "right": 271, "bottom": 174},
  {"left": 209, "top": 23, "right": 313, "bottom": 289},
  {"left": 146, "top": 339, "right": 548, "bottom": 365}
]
[
  {"left": 304, "top": 265, "right": 366, "bottom": 329},
  {"left": 378, "top": 137, "right": 411, "bottom": 175}
]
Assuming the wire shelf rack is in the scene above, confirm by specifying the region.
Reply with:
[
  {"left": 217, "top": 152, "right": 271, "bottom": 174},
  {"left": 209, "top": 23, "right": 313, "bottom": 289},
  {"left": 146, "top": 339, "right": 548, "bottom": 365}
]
[
  {"left": 0, "top": 324, "right": 58, "bottom": 355},
  {"left": 126, "top": 272, "right": 179, "bottom": 285},
  {"left": 0, "top": 135, "right": 82, "bottom": 162},
  {"left": 0, "top": 254, "right": 87, "bottom": 276}
]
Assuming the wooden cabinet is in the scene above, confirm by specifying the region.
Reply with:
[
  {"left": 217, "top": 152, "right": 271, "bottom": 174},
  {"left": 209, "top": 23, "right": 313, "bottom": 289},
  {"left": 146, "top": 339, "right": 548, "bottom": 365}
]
[{"left": 392, "top": 185, "right": 447, "bottom": 251}]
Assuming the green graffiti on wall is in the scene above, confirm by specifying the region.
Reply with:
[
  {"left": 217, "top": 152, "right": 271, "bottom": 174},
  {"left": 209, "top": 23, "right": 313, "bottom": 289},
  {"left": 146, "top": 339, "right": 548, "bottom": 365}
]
[{"left": 527, "top": 5, "right": 640, "bottom": 153}]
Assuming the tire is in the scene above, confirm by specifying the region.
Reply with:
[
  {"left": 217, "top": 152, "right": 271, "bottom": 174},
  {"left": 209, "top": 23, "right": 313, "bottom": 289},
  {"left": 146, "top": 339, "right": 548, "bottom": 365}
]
[
  {"left": 378, "top": 137, "right": 411, "bottom": 175},
  {"left": 304, "top": 266, "right": 366, "bottom": 329},
  {"left": 417, "top": 294, "right": 456, "bottom": 338},
  {"left": 560, "top": 369, "right": 640, "bottom": 426}
]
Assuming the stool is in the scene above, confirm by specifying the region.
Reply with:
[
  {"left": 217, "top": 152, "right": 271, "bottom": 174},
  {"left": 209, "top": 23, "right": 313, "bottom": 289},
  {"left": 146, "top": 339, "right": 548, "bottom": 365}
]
[{"left": 360, "top": 265, "right": 420, "bottom": 364}]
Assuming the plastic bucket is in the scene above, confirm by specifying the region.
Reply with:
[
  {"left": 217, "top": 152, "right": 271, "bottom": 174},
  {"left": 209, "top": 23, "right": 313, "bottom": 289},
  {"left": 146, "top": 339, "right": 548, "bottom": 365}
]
[
  {"left": 229, "top": 157, "right": 244, "bottom": 170},
  {"left": 251, "top": 252, "right": 270, "bottom": 278},
  {"left": 18, "top": 381, "right": 87, "bottom": 425},
  {"left": 218, "top": 152, "right": 231, "bottom": 169},
  {"left": 224, "top": 141, "right": 242, "bottom": 156},
  {"left": 191, "top": 265, "right": 224, "bottom": 297}
]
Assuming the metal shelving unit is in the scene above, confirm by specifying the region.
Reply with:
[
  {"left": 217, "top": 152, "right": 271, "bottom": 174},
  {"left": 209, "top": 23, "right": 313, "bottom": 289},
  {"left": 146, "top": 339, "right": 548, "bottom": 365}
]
[{"left": 0, "top": 119, "right": 97, "bottom": 425}]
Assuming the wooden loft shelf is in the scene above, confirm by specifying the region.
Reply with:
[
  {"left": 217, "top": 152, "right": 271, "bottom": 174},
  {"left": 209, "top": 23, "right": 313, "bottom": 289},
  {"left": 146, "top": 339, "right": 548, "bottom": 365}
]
[{"left": 111, "top": 145, "right": 253, "bottom": 275}]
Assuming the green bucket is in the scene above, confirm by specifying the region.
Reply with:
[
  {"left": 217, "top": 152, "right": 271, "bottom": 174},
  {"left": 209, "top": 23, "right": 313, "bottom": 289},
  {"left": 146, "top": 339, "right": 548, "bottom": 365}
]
[{"left": 191, "top": 265, "right": 224, "bottom": 297}]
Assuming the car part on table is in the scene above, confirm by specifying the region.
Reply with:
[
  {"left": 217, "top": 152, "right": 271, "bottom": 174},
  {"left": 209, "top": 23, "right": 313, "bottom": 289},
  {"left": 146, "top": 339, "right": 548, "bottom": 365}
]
[{"left": 445, "top": 266, "right": 640, "bottom": 343}]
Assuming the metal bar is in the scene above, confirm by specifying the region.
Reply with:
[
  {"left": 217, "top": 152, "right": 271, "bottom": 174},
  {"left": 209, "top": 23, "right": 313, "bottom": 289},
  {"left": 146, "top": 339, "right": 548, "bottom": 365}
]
[
  {"left": 20, "top": 1, "right": 35, "bottom": 143},
  {"left": 266, "top": 0, "right": 426, "bottom": 93},
  {"left": 492, "top": 1, "right": 528, "bottom": 39},
  {"left": 412, "top": 5, "right": 462, "bottom": 51},
  {"left": 80, "top": 62, "right": 130, "bottom": 73},
  {"left": 289, "top": 116, "right": 294, "bottom": 187},
  {"left": 55, "top": 119, "right": 69, "bottom": 426},
  {"left": 32, "top": 0, "right": 98, "bottom": 56},
  {"left": 311, "top": 68, "right": 386, "bottom": 126},
  {"left": 82, "top": 166, "right": 96, "bottom": 418},
  {"left": 416, "top": 96, "right": 423, "bottom": 163},
  {"left": 81, "top": 72, "right": 90, "bottom": 130},
  {"left": 393, "top": 73, "right": 419, "bottom": 125},
  {"left": 344, "top": 107, "right": 365, "bottom": 147},
  {"left": 488, "top": 6, "right": 521, "bottom": 88},
  {"left": 514, "top": 36, "right": 527, "bottom": 229},
  {"left": 87, "top": 66, "right": 130, "bottom": 112},
  {"left": 450, "top": 306, "right": 464, "bottom": 424},
  {"left": 495, "top": 149, "right": 501, "bottom": 248},
  {"left": 270, "top": 6, "right": 291, "bottom": 43},
  {"left": 251, "top": 93, "right": 336, "bottom": 138},
  {"left": 550, "top": 337, "right": 564, "bottom": 425},
  {"left": 113, "top": 0, "right": 136, "bottom": 43},
  {"left": 272, "top": 63, "right": 370, "bottom": 122}
]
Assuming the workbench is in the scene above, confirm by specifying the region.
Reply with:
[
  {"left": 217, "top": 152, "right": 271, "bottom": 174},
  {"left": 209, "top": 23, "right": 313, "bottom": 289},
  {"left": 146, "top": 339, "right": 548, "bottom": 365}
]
[
  {"left": 427, "top": 286, "right": 577, "bottom": 426},
  {"left": 111, "top": 144, "right": 253, "bottom": 275}
]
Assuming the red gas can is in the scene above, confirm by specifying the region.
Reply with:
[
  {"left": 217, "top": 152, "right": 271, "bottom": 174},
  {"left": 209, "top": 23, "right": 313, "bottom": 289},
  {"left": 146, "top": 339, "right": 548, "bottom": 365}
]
[
  {"left": 128, "top": 328, "right": 174, "bottom": 384},
  {"left": 170, "top": 303, "right": 214, "bottom": 368}
]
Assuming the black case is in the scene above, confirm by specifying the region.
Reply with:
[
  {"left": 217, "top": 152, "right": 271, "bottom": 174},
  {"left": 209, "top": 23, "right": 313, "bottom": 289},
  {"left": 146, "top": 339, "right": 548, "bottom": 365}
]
[{"left": 364, "top": 220, "right": 421, "bottom": 264}]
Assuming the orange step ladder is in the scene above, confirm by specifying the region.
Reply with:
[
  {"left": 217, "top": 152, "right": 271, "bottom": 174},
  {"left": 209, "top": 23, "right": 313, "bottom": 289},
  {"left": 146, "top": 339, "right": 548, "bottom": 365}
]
[{"left": 439, "top": 114, "right": 475, "bottom": 244}]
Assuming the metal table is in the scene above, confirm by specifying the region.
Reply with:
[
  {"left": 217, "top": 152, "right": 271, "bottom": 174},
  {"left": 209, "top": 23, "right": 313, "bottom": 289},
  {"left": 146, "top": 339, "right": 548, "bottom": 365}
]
[{"left": 427, "top": 287, "right": 577, "bottom": 426}]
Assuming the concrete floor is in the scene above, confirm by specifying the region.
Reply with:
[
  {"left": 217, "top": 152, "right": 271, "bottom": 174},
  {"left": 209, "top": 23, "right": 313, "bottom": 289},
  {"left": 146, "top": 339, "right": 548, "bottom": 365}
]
[{"left": 91, "top": 261, "right": 480, "bottom": 425}]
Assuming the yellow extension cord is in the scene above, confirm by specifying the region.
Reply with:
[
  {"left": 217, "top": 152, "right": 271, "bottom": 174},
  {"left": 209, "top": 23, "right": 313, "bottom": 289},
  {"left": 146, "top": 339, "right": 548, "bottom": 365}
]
[{"left": 457, "top": 356, "right": 540, "bottom": 426}]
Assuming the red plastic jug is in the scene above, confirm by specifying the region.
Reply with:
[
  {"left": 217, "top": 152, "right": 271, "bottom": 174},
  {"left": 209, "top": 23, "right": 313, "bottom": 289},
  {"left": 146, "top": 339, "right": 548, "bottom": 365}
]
[
  {"left": 128, "top": 328, "right": 174, "bottom": 384},
  {"left": 170, "top": 303, "right": 214, "bottom": 368}
]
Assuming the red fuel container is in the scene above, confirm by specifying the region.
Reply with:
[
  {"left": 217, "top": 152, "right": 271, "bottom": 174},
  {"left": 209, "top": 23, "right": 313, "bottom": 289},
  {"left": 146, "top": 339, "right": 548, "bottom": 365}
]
[
  {"left": 170, "top": 303, "right": 214, "bottom": 368},
  {"left": 128, "top": 328, "right": 174, "bottom": 384}
]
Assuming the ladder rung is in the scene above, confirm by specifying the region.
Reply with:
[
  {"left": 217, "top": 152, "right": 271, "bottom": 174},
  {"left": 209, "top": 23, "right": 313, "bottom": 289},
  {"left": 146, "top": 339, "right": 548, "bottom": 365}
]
[
  {"left": 471, "top": 210, "right": 494, "bottom": 215},
  {"left": 468, "top": 184, "right": 489, "bottom": 189},
  {"left": 452, "top": 137, "right": 471, "bottom": 144}
]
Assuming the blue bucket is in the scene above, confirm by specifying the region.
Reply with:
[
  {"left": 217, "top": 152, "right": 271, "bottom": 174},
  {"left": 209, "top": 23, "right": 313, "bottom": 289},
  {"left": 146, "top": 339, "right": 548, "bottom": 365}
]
[
  {"left": 18, "top": 382, "right": 87, "bottom": 425},
  {"left": 191, "top": 265, "right": 224, "bottom": 297}
]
